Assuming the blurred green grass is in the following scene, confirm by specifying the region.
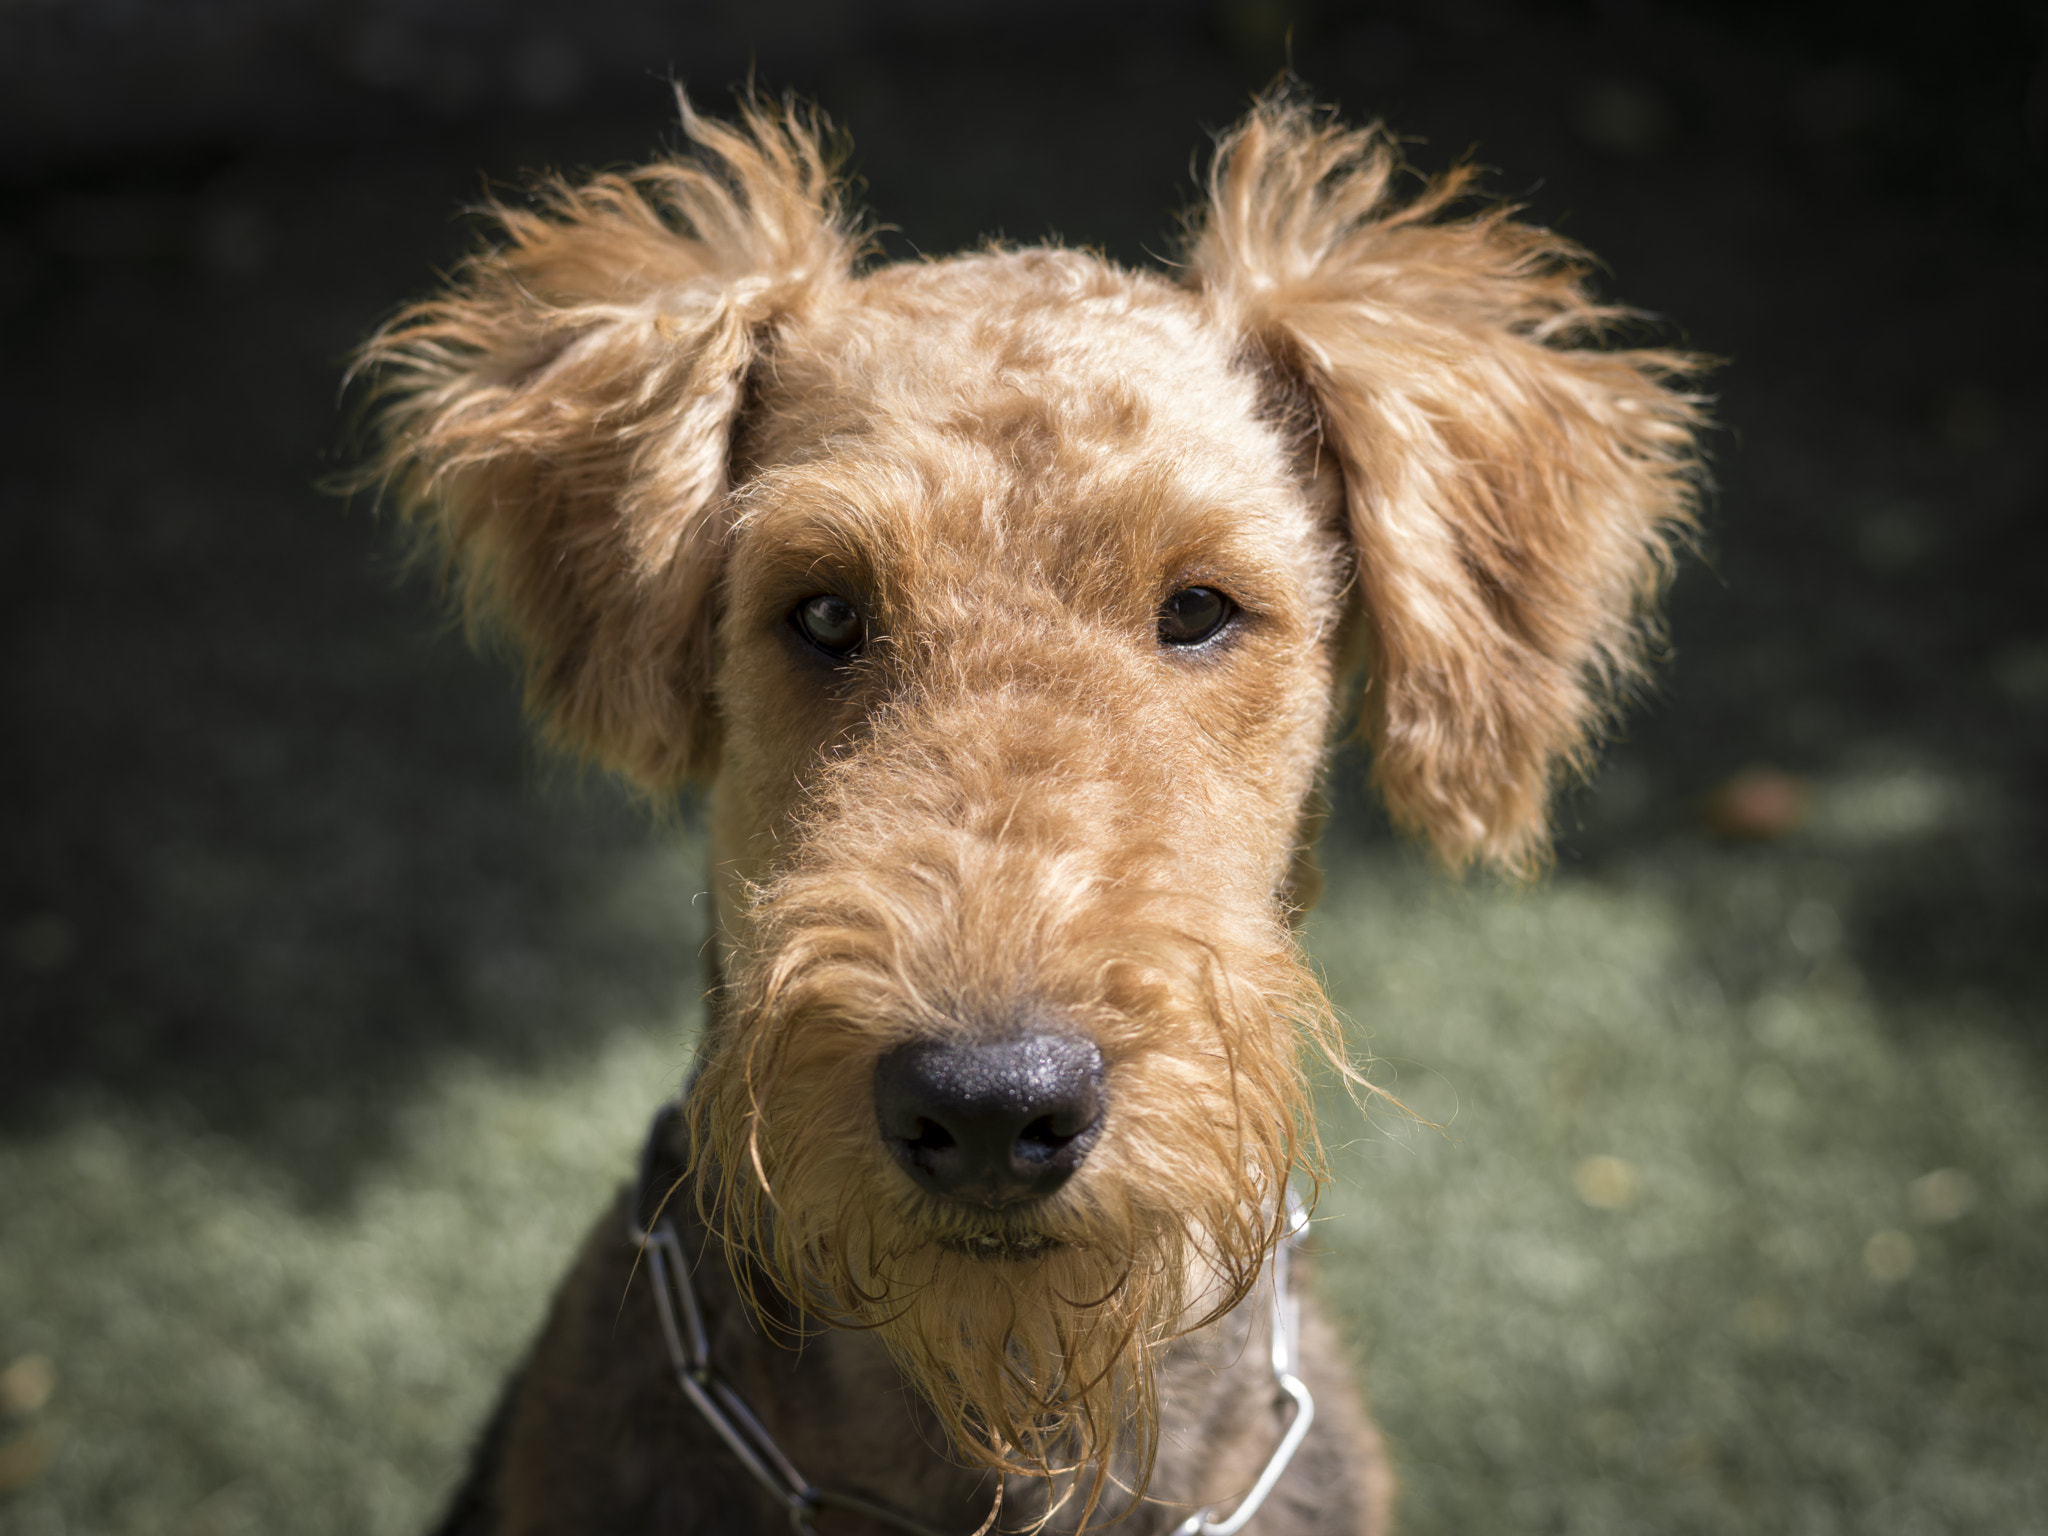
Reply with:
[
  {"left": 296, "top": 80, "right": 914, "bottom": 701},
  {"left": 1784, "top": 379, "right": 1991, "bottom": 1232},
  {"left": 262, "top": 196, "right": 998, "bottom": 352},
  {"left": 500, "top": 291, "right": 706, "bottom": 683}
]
[
  {"left": 2, "top": 835, "right": 2044, "bottom": 1535},
  {"left": 1308, "top": 847, "right": 2047, "bottom": 1535},
  {"left": 0, "top": 1024, "right": 691, "bottom": 1536}
]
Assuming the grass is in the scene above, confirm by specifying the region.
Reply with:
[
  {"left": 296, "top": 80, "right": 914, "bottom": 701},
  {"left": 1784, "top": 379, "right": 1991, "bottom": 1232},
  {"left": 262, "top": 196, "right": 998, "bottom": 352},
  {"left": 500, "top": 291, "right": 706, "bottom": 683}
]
[
  {"left": 0, "top": 1013, "right": 695, "bottom": 1535},
  {"left": 2, "top": 836, "right": 2043, "bottom": 1535},
  {"left": 1309, "top": 846, "right": 2047, "bottom": 1535}
]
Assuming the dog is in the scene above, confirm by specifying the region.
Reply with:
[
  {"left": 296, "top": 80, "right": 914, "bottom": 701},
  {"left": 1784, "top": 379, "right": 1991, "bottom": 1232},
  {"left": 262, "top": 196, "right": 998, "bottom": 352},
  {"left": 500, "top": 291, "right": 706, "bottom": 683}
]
[{"left": 358, "top": 89, "right": 1701, "bottom": 1535}]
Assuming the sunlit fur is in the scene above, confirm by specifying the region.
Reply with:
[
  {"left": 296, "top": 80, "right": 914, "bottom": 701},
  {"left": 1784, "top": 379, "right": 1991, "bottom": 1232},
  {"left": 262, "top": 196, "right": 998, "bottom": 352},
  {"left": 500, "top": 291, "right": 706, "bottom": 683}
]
[
  {"left": 358, "top": 87, "right": 1701, "bottom": 1513},
  {"left": 356, "top": 97, "right": 865, "bottom": 782},
  {"left": 1191, "top": 97, "right": 1704, "bottom": 876}
]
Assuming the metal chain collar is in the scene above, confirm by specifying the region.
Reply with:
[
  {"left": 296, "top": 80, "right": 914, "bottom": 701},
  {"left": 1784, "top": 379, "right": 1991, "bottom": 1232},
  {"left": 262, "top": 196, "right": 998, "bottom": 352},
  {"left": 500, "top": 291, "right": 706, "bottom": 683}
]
[
  {"left": 1169, "top": 1191, "right": 1314, "bottom": 1536},
  {"left": 628, "top": 1114, "right": 1313, "bottom": 1536}
]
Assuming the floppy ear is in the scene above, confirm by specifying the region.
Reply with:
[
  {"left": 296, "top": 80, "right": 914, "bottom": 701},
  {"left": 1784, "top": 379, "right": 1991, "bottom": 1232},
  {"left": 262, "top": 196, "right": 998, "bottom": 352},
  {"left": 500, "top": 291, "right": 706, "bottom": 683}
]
[
  {"left": 1186, "top": 96, "right": 1704, "bottom": 878},
  {"left": 355, "top": 94, "right": 861, "bottom": 785}
]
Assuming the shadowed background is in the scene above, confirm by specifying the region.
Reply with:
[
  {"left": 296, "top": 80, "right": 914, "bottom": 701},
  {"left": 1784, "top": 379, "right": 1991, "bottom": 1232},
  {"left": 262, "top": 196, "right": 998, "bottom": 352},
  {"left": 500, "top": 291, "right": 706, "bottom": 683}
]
[{"left": 2, "top": 2, "right": 2044, "bottom": 1532}]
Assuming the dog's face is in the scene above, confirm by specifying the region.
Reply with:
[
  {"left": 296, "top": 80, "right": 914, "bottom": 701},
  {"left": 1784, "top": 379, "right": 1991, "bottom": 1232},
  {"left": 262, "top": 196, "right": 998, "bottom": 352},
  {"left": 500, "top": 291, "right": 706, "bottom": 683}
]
[
  {"left": 697, "top": 254, "right": 1352, "bottom": 1476},
  {"left": 360, "top": 94, "right": 1699, "bottom": 1487},
  {"left": 709, "top": 253, "right": 1346, "bottom": 904}
]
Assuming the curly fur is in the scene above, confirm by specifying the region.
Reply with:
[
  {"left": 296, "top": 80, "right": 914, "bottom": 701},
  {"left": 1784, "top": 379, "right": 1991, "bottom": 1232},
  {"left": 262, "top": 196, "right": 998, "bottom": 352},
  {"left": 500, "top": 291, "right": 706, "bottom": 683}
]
[{"left": 358, "top": 86, "right": 1702, "bottom": 1526}]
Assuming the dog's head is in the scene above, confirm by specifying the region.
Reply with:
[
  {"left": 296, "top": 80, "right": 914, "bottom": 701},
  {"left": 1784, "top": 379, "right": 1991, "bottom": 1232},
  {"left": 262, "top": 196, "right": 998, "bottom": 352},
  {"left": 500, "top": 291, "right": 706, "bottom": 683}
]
[{"left": 360, "top": 93, "right": 1700, "bottom": 1490}]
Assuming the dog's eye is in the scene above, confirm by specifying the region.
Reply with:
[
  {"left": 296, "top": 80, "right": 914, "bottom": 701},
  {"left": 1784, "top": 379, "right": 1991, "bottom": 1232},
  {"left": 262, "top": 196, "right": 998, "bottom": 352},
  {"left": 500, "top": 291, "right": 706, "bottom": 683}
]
[
  {"left": 793, "top": 593, "right": 866, "bottom": 658},
  {"left": 1157, "top": 587, "right": 1235, "bottom": 648}
]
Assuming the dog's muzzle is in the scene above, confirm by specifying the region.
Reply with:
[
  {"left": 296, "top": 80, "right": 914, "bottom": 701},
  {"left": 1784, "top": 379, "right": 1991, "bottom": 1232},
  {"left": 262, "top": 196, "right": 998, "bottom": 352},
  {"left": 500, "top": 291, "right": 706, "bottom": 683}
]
[{"left": 873, "top": 1033, "right": 1104, "bottom": 1208}]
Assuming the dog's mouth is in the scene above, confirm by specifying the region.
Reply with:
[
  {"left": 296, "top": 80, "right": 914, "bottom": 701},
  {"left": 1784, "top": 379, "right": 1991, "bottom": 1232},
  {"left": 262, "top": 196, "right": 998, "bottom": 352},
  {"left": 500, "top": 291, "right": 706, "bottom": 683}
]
[
  {"left": 918, "top": 1197, "right": 1065, "bottom": 1260},
  {"left": 938, "top": 1227, "right": 1059, "bottom": 1261}
]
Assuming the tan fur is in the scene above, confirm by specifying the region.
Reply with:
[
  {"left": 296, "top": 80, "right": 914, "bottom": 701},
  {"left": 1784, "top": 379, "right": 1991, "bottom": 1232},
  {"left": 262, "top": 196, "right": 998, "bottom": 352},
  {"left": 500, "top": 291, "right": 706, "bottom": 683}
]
[
  {"left": 1190, "top": 98, "right": 1703, "bottom": 875},
  {"left": 359, "top": 87, "right": 1701, "bottom": 1522}
]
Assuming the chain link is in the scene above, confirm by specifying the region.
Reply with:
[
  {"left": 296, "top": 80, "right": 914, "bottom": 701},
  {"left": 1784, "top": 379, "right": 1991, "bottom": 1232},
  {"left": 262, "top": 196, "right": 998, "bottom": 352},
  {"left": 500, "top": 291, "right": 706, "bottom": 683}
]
[{"left": 630, "top": 1114, "right": 1312, "bottom": 1536}]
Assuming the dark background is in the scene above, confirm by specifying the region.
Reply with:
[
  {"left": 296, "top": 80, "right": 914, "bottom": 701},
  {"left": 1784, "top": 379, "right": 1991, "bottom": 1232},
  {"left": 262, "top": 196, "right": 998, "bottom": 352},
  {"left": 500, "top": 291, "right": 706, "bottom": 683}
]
[
  {"left": 6, "top": 0, "right": 2044, "bottom": 1147},
  {"left": 1, "top": 0, "right": 2044, "bottom": 1527}
]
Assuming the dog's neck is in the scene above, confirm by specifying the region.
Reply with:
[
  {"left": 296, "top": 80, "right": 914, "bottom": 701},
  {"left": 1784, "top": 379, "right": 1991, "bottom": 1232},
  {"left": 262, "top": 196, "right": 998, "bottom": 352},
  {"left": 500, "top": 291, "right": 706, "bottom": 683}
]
[
  {"left": 634, "top": 1107, "right": 1045, "bottom": 1534},
  {"left": 632, "top": 1099, "right": 1306, "bottom": 1536}
]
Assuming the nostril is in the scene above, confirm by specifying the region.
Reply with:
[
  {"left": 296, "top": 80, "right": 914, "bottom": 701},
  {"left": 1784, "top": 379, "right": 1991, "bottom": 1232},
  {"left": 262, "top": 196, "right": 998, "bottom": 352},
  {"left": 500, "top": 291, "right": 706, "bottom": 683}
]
[
  {"left": 1014, "top": 1114, "right": 1078, "bottom": 1165},
  {"left": 909, "top": 1119, "right": 956, "bottom": 1153}
]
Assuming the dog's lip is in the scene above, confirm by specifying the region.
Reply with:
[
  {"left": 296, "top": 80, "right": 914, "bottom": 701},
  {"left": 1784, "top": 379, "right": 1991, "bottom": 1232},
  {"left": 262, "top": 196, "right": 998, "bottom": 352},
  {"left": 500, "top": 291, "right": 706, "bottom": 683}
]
[{"left": 939, "top": 1228, "right": 1059, "bottom": 1260}]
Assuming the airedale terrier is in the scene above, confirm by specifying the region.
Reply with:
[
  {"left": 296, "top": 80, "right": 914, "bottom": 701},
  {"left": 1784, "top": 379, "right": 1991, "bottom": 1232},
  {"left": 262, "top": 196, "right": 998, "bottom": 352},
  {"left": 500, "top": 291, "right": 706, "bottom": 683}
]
[{"left": 361, "top": 91, "right": 1701, "bottom": 1536}]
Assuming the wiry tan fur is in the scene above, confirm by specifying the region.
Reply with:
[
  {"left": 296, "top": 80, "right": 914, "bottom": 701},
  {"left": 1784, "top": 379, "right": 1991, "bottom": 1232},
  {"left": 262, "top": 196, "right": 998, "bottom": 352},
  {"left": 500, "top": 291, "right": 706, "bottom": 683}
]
[{"left": 358, "top": 88, "right": 1701, "bottom": 1530}]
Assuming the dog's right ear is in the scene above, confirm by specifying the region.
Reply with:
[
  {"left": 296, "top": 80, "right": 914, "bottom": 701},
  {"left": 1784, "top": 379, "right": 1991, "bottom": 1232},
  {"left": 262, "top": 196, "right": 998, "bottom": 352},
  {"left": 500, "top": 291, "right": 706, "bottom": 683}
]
[
  {"left": 355, "top": 95, "right": 860, "bottom": 786},
  {"left": 1186, "top": 95, "right": 1703, "bottom": 879}
]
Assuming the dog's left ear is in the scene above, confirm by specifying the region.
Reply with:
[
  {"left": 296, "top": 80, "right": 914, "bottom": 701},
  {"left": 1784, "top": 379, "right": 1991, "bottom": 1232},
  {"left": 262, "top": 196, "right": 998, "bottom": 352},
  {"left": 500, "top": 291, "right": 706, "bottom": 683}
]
[
  {"left": 356, "top": 95, "right": 860, "bottom": 785},
  {"left": 1186, "top": 96, "right": 1705, "bottom": 877}
]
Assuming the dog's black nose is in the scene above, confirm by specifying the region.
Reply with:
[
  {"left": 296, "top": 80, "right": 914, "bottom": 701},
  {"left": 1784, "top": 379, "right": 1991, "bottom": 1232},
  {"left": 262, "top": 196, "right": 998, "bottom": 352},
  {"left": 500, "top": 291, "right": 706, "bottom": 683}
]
[{"left": 874, "top": 1034, "right": 1105, "bottom": 1208}]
